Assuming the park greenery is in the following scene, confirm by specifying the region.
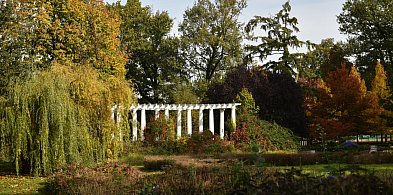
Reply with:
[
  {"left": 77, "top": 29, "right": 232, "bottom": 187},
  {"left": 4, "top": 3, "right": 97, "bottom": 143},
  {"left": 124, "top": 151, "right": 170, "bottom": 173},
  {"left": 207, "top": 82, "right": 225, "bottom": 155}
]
[{"left": 1, "top": 0, "right": 393, "bottom": 194}]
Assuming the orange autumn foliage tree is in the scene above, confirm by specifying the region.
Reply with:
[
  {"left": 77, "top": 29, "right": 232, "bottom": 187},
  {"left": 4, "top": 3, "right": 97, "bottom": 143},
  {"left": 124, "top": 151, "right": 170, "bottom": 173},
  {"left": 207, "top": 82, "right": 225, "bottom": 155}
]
[
  {"left": 370, "top": 62, "right": 393, "bottom": 135},
  {"left": 371, "top": 62, "right": 390, "bottom": 102},
  {"left": 307, "top": 65, "right": 380, "bottom": 139}
]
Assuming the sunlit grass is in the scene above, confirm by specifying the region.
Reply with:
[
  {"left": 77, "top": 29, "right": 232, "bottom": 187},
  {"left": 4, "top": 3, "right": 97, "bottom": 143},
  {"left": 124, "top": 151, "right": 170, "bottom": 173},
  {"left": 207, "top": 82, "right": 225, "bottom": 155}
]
[
  {"left": 273, "top": 163, "right": 393, "bottom": 176},
  {"left": 0, "top": 161, "right": 47, "bottom": 194},
  {"left": 0, "top": 175, "right": 47, "bottom": 194}
]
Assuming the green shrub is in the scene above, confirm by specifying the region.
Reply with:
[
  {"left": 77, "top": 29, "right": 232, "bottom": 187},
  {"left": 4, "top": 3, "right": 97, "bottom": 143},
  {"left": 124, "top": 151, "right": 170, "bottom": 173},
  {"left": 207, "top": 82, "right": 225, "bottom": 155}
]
[
  {"left": 219, "top": 152, "right": 393, "bottom": 166},
  {"left": 353, "top": 153, "right": 393, "bottom": 164},
  {"left": 187, "top": 131, "right": 234, "bottom": 155},
  {"left": 233, "top": 88, "right": 300, "bottom": 151},
  {"left": 143, "top": 159, "right": 176, "bottom": 171},
  {"left": 233, "top": 110, "right": 300, "bottom": 151},
  {"left": 144, "top": 116, "right": 176, "bottom": 144}
]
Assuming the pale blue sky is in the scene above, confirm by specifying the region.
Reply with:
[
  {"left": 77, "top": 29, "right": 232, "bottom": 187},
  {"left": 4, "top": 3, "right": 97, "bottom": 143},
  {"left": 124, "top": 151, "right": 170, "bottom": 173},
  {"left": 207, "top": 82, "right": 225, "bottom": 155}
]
[{"left": 105, "top": 0, "right": 347, "bottom": 44}]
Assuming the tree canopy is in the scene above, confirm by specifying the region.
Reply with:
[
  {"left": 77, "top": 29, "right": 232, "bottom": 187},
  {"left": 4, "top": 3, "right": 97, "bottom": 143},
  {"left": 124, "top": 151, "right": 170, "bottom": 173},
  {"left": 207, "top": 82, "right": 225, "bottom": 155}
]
[
  {"left": 207, "top": 66, "right": 307, "bottom": 136},
  {"left": 0, "top": 0, "right": 133, "bottom": 175},
  {"left": 117, "top": 0, "right": 185, "bottom": 103},
  {"left": 245, "top": 1, "right": 305, "bottom": 77},
  {"left": 179, "top": 0, "right": 246, "bottom": 81},
  {"left": 338, "top": 0, "right": 393, "bottom": 86},
  {"left": 307, "top": 65, "right": 380, "bottom": 138}
]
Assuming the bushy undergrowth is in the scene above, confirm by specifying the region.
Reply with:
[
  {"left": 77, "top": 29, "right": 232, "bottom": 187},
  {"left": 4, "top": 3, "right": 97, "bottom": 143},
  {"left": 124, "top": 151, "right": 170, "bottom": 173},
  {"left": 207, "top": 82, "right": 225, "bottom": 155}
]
[
  {"left": 45, "top": 162, "right": 141, "bottom": 194},
  {"left": 233, "top": 88, "right": 300, "bottom": 151},
  {"left": 47, "top": 161, "right": 393, "bottom": 195},
  {"left": 218, "top": 152, "right": 393, "bottom": 166},
  {"left": 187, "top": 130, "right": 234, "bottom": 155},
  {"left": 132, "top": 117, "right": 234, "bottom": 155}
]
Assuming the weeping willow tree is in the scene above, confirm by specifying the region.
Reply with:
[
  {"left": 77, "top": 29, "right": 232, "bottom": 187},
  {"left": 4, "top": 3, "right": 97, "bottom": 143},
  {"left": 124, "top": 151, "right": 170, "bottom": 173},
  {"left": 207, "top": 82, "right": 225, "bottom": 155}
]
[
  {"left": 0, "top": 65, "right": 133, "bottom": 176},
  {"left": 0, "top": 0, "right": 134, "bottom": 175}
]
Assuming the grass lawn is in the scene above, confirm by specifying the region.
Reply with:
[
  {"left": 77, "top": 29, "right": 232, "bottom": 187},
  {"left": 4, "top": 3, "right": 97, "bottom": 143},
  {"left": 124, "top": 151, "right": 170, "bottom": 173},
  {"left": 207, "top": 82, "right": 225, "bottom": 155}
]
[
  {"left": 0, "top": 161, "right": 47, "bottom": 194},
  {"left": 0, "top": 175, "right": 47, "bottom": 194},
  {"left": 275, "top": 163, "right": 393, "bottom": 176}
]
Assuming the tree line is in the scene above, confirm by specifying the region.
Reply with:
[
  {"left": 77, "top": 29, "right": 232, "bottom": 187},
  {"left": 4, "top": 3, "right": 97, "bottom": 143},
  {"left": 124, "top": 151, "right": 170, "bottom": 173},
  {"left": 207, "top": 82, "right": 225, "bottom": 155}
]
[{"left": 0, "top": 0, "right": 392, "bottom": 175}]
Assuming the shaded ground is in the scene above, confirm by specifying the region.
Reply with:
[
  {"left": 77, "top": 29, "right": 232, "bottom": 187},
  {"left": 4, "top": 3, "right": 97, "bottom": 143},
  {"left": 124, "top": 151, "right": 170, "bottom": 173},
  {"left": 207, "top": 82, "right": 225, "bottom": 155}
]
[{"left": 0, "top": 161, "right": 47, "bottom": 194}]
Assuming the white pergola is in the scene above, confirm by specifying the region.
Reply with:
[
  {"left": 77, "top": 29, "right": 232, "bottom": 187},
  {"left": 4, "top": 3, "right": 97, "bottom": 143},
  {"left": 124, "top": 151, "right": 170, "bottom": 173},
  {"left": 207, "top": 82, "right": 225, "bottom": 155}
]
[{"left": 129, "top": 103, "right": 241, "bottom": 141}]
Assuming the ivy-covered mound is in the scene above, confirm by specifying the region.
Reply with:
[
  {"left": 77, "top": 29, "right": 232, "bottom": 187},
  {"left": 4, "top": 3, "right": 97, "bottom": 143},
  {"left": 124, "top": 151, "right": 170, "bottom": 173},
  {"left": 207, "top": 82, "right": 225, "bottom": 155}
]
[{"left": 232, "top": 88, "right": 300, "bottom": 151}]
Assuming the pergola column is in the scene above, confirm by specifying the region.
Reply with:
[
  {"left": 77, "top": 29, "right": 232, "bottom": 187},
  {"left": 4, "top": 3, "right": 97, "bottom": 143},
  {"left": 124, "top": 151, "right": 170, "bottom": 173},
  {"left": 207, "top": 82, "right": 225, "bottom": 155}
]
[
  {"left": 220, "top": 109, "right": 225, "bottom": 139},
  {"left": 132, "top": 109, "right": 137, "bottom": 141},
  {"left": 177, "top": 109, "right": 182, "bottom": 138},
  {"left": 231, "top": 107, "right": 236, "bottom": 130},
  {"left": 209, "top": 108, "right": 214, "bottom": 134},
  {"left": 141, "top": 109, "right": 146, "bottom": 141},
  {"left": 187, "top": 109, "right": 192, "bottom": 136},
  {"left": 199, "top": 108, "right": 203, "bottom": 133},
  {"left": 165, "top": 109, "right": 169, "bottom": 120},
  {"left": 155, "top": 109, "right": 160, "bottom": 119}
]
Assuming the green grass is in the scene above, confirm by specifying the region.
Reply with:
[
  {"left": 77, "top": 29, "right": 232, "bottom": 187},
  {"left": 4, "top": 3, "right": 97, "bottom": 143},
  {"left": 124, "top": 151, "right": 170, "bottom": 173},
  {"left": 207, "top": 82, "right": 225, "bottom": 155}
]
[
  {"left": 274, "top": 163, "right": 393, "bottom": 176},
  {"left": 0, "top": 161, "right": 47, "bottom": 194},
  {"left": 0, "top": 175, "right": 47, "bottom": 194},
  {"left": 120, "top": 153, "right": 145, "bottom": 166}
]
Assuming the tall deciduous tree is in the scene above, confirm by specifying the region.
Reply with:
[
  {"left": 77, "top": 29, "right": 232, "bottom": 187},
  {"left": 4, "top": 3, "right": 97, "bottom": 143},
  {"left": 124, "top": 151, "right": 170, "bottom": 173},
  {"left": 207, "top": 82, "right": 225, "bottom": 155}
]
[
  {"left": 372, "top": 62, "right": 391, "bottom": 103},
  {"left": 206, "top": 66, "right": 307, "bottom": 136},
  {"left": 117, "top": 0, "right": 185, "bottom": 103},
  {"left": 371, "top": 62, "right": 393, "bottom": 135},
  {"left": 0, "top": 0, "right": 133, "bottom": 175},
  {"left": 338, "top": 0, "right": 393, "bottom": 87},
  {"left": 0, "top": 0, "right": 45, "bottom": 95},
  {"left": 245, "top": 1, "right": 304, "bottom": 76},
  {"left": 309, "top": 65, "right": 380, "bottom": 138},
  {"left": 300, "top": 39, "right": 352, "bottom": 79},
  {"left": 179, "top": 0, "right": 246, "bottom": 81},
  {"left": 0, "top": 0, "right": 127, "bottom": 94}
]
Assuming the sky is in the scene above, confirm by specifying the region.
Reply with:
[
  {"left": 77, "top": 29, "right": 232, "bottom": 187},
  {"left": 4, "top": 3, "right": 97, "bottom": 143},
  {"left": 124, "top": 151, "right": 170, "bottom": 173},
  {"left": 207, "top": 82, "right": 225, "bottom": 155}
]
[{"left": 105, "top": 0, "right": 347, "bottom": 44}]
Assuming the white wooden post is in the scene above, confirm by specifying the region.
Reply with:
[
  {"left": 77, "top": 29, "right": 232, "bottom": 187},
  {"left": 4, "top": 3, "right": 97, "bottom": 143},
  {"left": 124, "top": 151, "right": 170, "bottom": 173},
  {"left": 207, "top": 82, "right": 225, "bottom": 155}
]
[
  {"left": 187, "top": 109, "right": 192, "bottom": 136},
  {"left": 199, "top": 108, "right": 203, "bottom": 133},
  {"left": 165, "top": 109, "right": 169, "bottom": 120},
  {"left": 141, "top": 109, "right": 146, "bottom": 141},
  {"left": 220, "top": 109, "right": 225, "bottom": 139},
  {"left": 209, "top": 108, "right": 214, "bottom": 134},
  {"left": 132, "top": 109, "right": 137, "bottom": 141},
  {"left": 177, "top": 109, "right": 182, "bottom": 138},
  {"left": 155, "top": 109, "right": 160, "bottom": 119},
  {"left": 231, "top": 107, "right": 236, "bottom": 130}
]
